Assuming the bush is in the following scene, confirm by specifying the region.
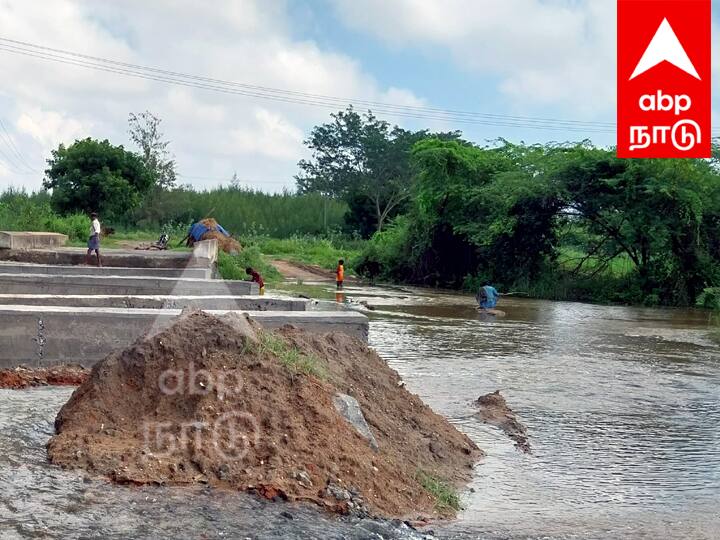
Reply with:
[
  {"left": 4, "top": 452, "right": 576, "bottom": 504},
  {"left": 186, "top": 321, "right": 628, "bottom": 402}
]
[
  {"left": 697, "top": 288, "right": 720, "bottom": 310},
  {"left": 355, "top": 216, "right": 417, "bottom": 281},
  {"left": 0, "top": 189, "right": 89, "bottom": 242},
  {"left": 131, "top": 186, "right": 347, "bottom": 237}
]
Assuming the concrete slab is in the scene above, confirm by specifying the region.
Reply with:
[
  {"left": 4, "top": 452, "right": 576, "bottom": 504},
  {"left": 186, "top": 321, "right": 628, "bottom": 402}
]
[
  {"left": 0, "top": 247, "right": 206, "bottom": 269},
  {"left": 0, "top": 305, "right": 368, "bottom": 367},
  {"left": 0, "top": 231, "right": 68, "bottom": 249},
  {"left": 192, "top": 239, "right": 218, "bottom": 264},
  {"left": 0, "top": 294, "right": 308, "bottom": 311},
  {"left": 0, "top": 262, "right": 211, "bottom": 279},
  {"left": 0, "top": 273, "right": 258, "bottom": 296}
]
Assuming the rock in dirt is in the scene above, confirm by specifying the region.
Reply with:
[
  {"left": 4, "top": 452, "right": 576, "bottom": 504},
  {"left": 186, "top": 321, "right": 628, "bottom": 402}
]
[
  {"left": 475, "top": 390, "right": 531, "bottom": 453},
  {"left": 47, "top": 311, "right": 482, "bottom": 520},
  {"left": 0, "top": 365, "right": 89, "bottom": 389},
  {"left": 332, "top": 393, "right": 379, "bottom": 451}
]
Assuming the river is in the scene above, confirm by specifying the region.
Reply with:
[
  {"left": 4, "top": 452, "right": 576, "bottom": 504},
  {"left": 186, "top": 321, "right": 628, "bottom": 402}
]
[{"left": 1, "top": 285, "right": 719, "bottom": 539}]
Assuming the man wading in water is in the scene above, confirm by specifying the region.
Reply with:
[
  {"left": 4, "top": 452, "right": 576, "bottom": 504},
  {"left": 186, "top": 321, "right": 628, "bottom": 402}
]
[
  {"left": 476, "top": 284, "right": 500, "bottom": 312},
  {"left": 85, "top": 212, "right": 102, "bottom": 267}
]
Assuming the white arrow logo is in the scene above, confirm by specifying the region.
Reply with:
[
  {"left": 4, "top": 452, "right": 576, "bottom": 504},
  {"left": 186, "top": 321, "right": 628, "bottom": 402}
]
[{"left": 630, "top": 18, "right": 700, "bottom": 80}]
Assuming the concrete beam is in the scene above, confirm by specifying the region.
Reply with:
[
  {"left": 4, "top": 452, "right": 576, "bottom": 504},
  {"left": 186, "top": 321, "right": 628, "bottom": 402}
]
[
  {"left": 0, "top": 231, "right": 68, "bottom": 249},
  {"left": 0, "top": 294, "right": 308, "bottom": 311},
  {"left": 0, "top": 305, "right": 368, "bottom": 367},
  {"left": 0, "top": 273, "right": 257, "bottom": 296},
  {"left": 0, "top": 262, "right": 211, "bottom": 279}
]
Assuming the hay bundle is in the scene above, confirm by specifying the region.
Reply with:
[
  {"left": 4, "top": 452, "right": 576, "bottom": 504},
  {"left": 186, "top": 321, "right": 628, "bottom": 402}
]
[
  {"left": 199, "top": 218, "right": 219, "bottom": 229},
  {"left": 201, "top": 230, "right": 242, "bottom": 254},
  {"left": 193, "top": 218, "right": 241, "bottom": 254}
]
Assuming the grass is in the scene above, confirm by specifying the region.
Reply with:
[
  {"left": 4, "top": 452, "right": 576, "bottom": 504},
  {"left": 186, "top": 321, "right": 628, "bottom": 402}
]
[
  {"left": 217, "top": 248, "right": 283, "bottom": 283},
  {"left": 416, "top": 470, "right": 461, "bottom": 512},
  {"left": 218, "top": 234, "right": 365, "bottom": 288},
  {"left": 257, "top": 331, "right": 326, "bottom": 379},
  {"left": 242, "top": 234, "right": 364, "bottom": 273}
]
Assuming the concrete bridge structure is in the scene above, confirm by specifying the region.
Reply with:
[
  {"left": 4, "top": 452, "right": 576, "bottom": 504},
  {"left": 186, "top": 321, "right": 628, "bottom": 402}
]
[{"left": 0, "top": 232, "right": 368, "bottom": 368}]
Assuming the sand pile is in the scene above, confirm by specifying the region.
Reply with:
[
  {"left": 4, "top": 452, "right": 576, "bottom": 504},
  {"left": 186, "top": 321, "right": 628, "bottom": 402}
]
[
  {"left": 198, "top": 218, "right": 242, "bottom": 254},
  {"left": 48, "top": 311, "right": 481, "bottom": 519},
  {"left": 0, "top": 365, "right": 89, "bottom": 389}
]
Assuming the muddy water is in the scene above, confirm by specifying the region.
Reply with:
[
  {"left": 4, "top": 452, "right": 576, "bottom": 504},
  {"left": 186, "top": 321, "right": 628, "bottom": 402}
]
[
  {"left": 2, "top": 285, "right": 719, "bottom": 539},
  {"left": 353, "top": 286, "right": 720, "bottom": 539}
]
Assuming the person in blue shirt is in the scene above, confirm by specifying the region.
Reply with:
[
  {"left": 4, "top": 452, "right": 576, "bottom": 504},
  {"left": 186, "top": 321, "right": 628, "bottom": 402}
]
[{"left": 476, "top": 285, "right": 500, "bottom": 310}]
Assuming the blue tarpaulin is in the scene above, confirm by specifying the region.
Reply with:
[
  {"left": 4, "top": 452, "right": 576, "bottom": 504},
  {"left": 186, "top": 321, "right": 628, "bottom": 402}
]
[{"left": 188, "top": 222, "right": 230, "bottom": 241}]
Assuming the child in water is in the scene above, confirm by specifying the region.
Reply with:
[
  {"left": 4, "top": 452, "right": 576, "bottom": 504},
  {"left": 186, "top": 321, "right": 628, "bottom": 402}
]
[{"left": 336, "top": 259, "right": 345, "bottom": 290}]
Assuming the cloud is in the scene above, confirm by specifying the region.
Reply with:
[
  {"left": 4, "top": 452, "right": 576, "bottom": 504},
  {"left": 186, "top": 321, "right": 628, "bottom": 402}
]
[
  {"left": 0, "top": 0, "right": 425, "bottom": 191},
  {"left": 228, "top": 108, "right": 305, "bottom": 161},
  {"left": 16, "top": 107, "right": 89, "bottom": 153},
  {"left": 330, "top": 0, "right": 617, "bottom": 116}
]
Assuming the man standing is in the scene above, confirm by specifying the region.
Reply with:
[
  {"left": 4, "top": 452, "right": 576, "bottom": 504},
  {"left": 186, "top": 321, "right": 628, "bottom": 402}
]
[{"left": 86, "top": 212, "right": 102, "bottom": 267}]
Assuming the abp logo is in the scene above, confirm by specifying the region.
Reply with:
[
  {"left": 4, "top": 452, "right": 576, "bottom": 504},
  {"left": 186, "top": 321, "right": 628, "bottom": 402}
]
[{"left": 617, "top": 0, "right": 711, "bottom": 158}]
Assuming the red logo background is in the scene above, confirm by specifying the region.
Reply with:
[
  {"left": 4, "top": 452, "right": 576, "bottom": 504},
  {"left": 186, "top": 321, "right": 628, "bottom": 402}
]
[{"left": 617, "top": 0, "right": 711, "bottom": 158}]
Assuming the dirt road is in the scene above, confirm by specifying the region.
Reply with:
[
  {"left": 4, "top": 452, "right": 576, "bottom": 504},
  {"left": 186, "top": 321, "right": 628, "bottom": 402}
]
[{"left": 271, "top": 259, "right": 338, "bottom": 282}]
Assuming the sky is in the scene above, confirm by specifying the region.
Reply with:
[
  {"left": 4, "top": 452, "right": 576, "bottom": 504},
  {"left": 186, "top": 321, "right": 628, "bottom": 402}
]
[{"left": 0, "top": 0, "right": 717, "bottom": 192}]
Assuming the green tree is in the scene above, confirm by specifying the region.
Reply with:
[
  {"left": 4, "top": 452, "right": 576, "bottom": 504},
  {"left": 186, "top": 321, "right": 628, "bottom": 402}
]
[
  {"left": 43, "top": 138, "right": 155, "bottom": 222},
  {"left": 297, "top": 107, "right": 462, "bottom": 236},
  {"left": 549, "top": 146, "right": 720, "bottom": 304},
  {"left": 358, "top": 138, "right": 720, "bottom": 305},
  {"left": 128, "top": 111, "right": 177, "bottom": 190}
]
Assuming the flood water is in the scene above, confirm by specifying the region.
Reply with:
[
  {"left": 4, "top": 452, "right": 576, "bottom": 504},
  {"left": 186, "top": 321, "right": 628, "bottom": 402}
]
[{"left": 2, "top": 285, "right": 719, "bottom": 539}]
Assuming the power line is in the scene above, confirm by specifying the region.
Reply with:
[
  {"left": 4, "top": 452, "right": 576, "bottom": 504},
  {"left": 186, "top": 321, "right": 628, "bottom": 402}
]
[
  {"left": 0, "top": 117, "right": 38, "bottom": 173},
  {"left": 0, "top": 136, "right": 29, "bottom": 174},
  {"left": 0, "top": 36, "right": 618, "bottom": 129},
  {"left": 0, "top": 37, "right": 621, "bottom": 134}
]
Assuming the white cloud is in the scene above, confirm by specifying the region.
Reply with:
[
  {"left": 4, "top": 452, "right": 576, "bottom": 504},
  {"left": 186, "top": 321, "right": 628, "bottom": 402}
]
[
  {"left": 228, "top": 108, "right": 305, "bottom": 161},
  {"left": 330, "top": 0, "right": 617, "bottom": 117},
  {"left": 16, "top": 107, "right": 89, "bottom": 153},
  {"left": 0, "top": 0, "right": 425, "bottom": 191}
]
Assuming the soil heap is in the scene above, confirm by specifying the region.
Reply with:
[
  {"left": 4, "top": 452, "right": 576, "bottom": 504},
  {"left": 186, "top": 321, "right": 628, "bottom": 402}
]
[{"left": 48, "top": 311, "right": 481, "bottom": 519}]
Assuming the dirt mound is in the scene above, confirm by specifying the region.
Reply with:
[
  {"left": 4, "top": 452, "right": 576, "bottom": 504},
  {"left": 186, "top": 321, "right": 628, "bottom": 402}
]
[
  {"left": 47, "top": 311, "right": 481, "bottom": 519},
  {"left": 0, "top": 365, "right": 89, "bottom": 389},
  {"left": 475, "top": 390, "right": 530, "bottom": 453}
]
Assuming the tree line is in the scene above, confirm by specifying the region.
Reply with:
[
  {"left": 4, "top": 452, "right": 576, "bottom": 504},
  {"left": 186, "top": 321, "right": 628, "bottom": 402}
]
[
  {"left": 297, "top": 108, "right": 720, "bottom": 306},
  {"left": 34, "top": 106, "right": 720, "bottom": 306}
]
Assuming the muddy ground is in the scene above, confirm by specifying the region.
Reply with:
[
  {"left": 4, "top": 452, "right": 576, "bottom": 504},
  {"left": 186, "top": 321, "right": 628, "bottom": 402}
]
[{"left": 0, "top": 365, "right": 89, "bottom": 389}]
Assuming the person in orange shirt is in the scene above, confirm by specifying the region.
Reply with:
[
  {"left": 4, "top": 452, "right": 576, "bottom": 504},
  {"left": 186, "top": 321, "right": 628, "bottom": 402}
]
[{"left": 336, "top": 259, "right": 345, "bottom": 290}]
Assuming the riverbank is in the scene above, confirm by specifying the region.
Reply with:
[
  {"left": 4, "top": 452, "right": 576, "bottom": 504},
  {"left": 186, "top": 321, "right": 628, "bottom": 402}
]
[{"left": 0, "top": 365, "right": 89, "bottom": 389}]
